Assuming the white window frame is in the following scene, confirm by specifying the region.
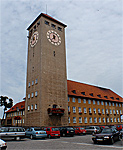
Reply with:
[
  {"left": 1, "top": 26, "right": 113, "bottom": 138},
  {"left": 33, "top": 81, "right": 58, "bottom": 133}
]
[
  {"left": 73, "top": 107, "right": 76, "bottom": 113},
  {"left": 83, "top": 99, "right": 86, "bottom": 104},
  {"left": 98, "top": 108, "right": 100, "bottom": 113},
  {"left": 117, "top": 118, "right": 120, "bottom": 122},
  {"left": 101, "top": 101, "right": 103, "bottom": 105},
  {"left": 35, "top": 104, "right": 37, "bottom": 110},
  {"left": 84, "top": 117, "right": 87, "bottom": 123},
  {"left": 93, "top": 100, "right": 95, "bottom": 105},
  {"left": 31, "top": 93, "right": 34, "bottom": 98},
  {"left": 31, "top": 104, "right": 33, "bottom": 110},
  {"left": 88, "top": 99, "right": 91, "bottom": 104},
  {"left": 94, "top": 117, "right": 97, "bottom": 123},
  {"left": 114, "top": 118, "right": 116, "bottom": 122},
  {"left": 99, "top": 117, "right": 101, "bottom": 123},
  {"left": 94, "top": 108, "right": 96, "bottom": 114},
  {"left": 35, "top": 91, "right": 38, "bottom": 97},
  {"left": 107, "top": 118, "right": 109, "bottom": 123},
  {"left": 113, "top": 109, "right": 116, "bottom": 114},
  {"left": 109, "top": 102, "right": 111, "bottom": 106},
  {"left": 73, "top": 117, "right": 76, "bottom": 123},
  {"left": 28, "top": 106, "right": 30, "bottom": 111},
  {"left": 106, "top": 109, "right": 108, "bottom": 114},
  {"left": 105, "top": 102, "right": 107, "bottom": 106},
  {"left": 35, "top": 79, "right": 38, "bottom": 84},
  {"left": 72, "top": 97, "right": 75, "bottom": 103},
  {"left": 97, "top": 101, "right": 100, "bottom": 105},
  {"left": 102, "top": 109, "right": 104, "bottom": 114},
  {"left": 84, "top": 107, "right": 87, "bottom": 114},
  {"left": 89, "top": 108, "right": 92, "bottom": 113},
  {"left": 111, "top": 118, "right": 113, "bottom": 123},
  {"left": 116, "top": 103, "right": 118, "bottom": 107},
  {"left": 68, "top": 117, "right": 70, "bottom": 123},
  {"left": 109, "top": 109, "right": 112, "bottom": 114},
  {"left": 32, "top": 81, "right": 34, "bottom": 86},
  {"left": 103, "top": 118, "right": 105, "bottom": 123},
  {"left": 116, "top": 110, "right": 119, "bottom": 114},
  {"left": 78, "top": 98, "right": 81, "bottom": 103},
  {"left": 28, "top": 94, "right": 30, "bottom": 99},
  {"left": 89, "top": 117, "right": 92, "bottom": 123},
  {"left": 78, "top": 107, "right": 81, "bottom": 113},
  {"left": 112, "top": 103, "right": 114, "bottom": 106},
  {"left": 79, "top": 117, "right": 82, "bottom": 123}
]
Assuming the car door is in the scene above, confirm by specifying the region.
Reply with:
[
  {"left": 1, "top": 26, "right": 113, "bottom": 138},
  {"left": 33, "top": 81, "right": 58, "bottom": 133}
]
[{"left": 26, "top": 128, "right": 31, "bottom": 137}]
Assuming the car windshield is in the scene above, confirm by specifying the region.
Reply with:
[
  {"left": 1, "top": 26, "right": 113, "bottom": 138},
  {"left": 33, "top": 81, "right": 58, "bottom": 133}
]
[
  {"left": 52, "top": 128, "right": 59, "bottom": 131},
  {"left": 80, "top": 128, "right": 84, "bottom": 130},
  {"left": 102, "top": 128, "right": 112, "bottom": 133},
  {"left": 67, "top": 127, "right": 74, "bottom": 130},
  {"left": 34, "top": 128, "right": 43, "bottom": 131}
]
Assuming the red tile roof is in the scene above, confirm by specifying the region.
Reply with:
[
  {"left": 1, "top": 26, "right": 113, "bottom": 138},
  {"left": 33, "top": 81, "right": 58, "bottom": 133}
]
[
  {"left": 27, "top": 13, "right": 67, "bottom": 30},
  {"left": 6, "top": 101, "right": 25, "bottom": 113},
  {"left": 6, "top": 80, "right": 123, "bottom": 113},
  {"left": 67, "top": 80, "right": 123, "bottom": 102}
]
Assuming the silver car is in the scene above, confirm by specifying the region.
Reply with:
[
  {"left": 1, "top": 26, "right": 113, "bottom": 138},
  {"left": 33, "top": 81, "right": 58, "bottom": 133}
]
[
  {"left": 25, "top": 127, "right": 47, "bottom": 139},
  {"left": 0, "top": 127, "right": 25, "bottom": 141},
  {"left": 85, "top": 126, "right": 101, "bottom": 134}
]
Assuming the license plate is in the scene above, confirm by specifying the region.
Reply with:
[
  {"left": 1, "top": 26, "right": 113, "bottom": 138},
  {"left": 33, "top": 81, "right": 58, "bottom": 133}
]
[{"left": 97, "top": 139, "right": 103, "bottom": 141}]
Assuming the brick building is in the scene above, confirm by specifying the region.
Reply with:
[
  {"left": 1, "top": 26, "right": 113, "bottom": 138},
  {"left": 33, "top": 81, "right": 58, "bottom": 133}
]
[{"left": 5, "top": 80, "right": 123, "bottom": 127}]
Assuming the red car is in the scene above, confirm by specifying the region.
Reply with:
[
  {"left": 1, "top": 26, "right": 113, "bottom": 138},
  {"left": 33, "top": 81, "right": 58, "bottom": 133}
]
[
  {"left": 74, "top": 127, "right": 86, "bottom": 135},
  {"left": 116, "top": 125, "right": 123, "bottom": 131},
  {"left": 43, "top": 127, "right": 60, "bottom": 138}
]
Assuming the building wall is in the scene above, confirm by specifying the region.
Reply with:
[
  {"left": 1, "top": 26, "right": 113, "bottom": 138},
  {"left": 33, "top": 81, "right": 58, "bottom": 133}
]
[{"left": 68, "top": 96, "right": 123, "bottom": 126}]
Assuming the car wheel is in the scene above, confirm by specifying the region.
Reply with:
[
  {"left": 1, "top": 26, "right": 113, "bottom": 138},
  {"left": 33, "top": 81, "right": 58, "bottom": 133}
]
[
  {"left": 30, "top": 135, "right": 33, "bottom": 140},
  {"left": 15, "top": 136, "right": 20, "bottom": 141},
  {"left": 110, "top": 138, "right": 114, "bottom": 144},
  {"left": 118, "top": 135, "right": 122, "bottom": 141},
  {"left": 48, "top": 135, "right": 52, "bottom": 139}
]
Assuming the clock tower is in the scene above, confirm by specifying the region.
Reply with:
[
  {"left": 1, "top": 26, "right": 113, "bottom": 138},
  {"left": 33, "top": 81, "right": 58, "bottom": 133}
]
[{"left": 25, "top": 13, "right": 68, "bottom": 127}]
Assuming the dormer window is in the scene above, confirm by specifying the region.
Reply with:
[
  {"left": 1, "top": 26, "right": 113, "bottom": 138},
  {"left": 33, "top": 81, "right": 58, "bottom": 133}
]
[
  {"left": 81, "top": 92, "right": 85, "bottom": 95},
  {"left": 58, "top": 27, "right": 62, "bottom": 31},
  {"left": 72, "top": 90, "right": 76, "bottom": 94},
  {"left": 110, "top": 97, "right": 114, "bottom": 100},
  {"left": 104, "top": 96, "right": 108, "bottom": 99},
  {"left": 51, "top": 23, "right": 56, "bottom": 28},
  {"left": 97, "top": 95, "right": 101, "bottom": 98},
  {"left": 90, "top": 93, "right": 93, "bottom": 96},
  {"left": 116, "top": 98, "right": 119, "bottom": 100},
  {"left": 45, "top": 20, "right": 49, "bottom": 25}
]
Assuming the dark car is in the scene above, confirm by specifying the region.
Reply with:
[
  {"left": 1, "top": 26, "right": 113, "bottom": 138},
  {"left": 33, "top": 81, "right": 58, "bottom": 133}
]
[
  {"left": 25, "top": 127, "right": 47, "bottom": 139},
  {"left": 85, "top": 126, "right": 101, "bottom": 134},
  {"left": 120, "top": 128, "right": 123, "bottom": 137},
  {"left": 92, "top": 128, "right": 122, "bottom": 144},
  {"left": 0, "top": 127, "right": 25, "bottom": 141},
  {"left": 59, "top": 127, "right": 75, "bottom": 137}
]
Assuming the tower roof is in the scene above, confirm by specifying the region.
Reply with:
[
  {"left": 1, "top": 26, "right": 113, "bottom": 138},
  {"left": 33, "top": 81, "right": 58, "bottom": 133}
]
[{"left": 27, "top": 13, "right": 67, "bottom": 30}]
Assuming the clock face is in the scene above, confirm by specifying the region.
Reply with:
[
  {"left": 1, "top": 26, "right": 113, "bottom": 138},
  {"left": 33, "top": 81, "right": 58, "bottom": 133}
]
[
  {"left": 30, "top": 31, "right": 39, "bottom": 47},
  {"left": 47, "top": 30, "right": 61, "bottom": 46}
]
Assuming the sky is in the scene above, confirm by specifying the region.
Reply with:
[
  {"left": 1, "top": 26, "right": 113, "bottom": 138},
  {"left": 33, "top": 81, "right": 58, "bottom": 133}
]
[{"left": 0, "top": 0, "right": 122, "bottom": 118}]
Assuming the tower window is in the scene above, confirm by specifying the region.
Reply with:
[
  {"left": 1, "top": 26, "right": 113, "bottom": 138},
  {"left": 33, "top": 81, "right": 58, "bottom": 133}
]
[
  {"left": 53, "top": 51, "right": 55, "bottom": 56},
  {"left": 51, "top": 23, "right": 56, "bottom": 28},
  {"left": 58, "top": 27, "right": 62, "bottom": 31},
  {"left": 37, "top": 21, "right": 40, "bottom": 26},
  {"left": 45, "top": 20, "right": 49, "bottom": 25}
]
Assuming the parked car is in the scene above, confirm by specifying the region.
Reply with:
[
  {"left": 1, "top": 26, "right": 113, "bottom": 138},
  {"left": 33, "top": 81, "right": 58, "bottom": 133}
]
[
  {"left": 92, "top": 128, "right": 122, "bottom": 144},
  {"left": 74, "top": 127, "right": 86, "bottom": 135},
  {"left": 120, "top": 128, "right": 123, "bottom": 137},
  {"left": 25, "top": 127, "right": 47, "bottom": 139},
  {"left": 116, "top": 125, "right": 123, "bottom": 131},
  {"left": 43, "top": 127, "right": 60, "bottom": 138},
  {"left": 85, "top": 126, "right": 101, "bottom": 134},
  {"left": 100, "top": 126, "right": 109, "bottom": 131},
  {"left": 0, "top": 139, "right": 7, "bottom": 150},
  {"left": 0, "top": 127, "right": 25, "bottom": 141},
  {"left": 59, "top": 127, "right": 75, "bottom": 137}
]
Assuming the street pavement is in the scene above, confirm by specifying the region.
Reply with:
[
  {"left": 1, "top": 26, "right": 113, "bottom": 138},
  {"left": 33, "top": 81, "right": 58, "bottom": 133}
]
[{"left": 6, "top": 135, "right": 123, "bottom": 150}]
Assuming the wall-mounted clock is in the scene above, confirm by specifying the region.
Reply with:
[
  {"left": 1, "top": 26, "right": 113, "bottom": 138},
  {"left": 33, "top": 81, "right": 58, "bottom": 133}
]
[
  {"left": 30, "top": 31, "right": 39, "bottom": 47},
  {"left": 47, "top": 30, "right": 61, "bottom": 46}
]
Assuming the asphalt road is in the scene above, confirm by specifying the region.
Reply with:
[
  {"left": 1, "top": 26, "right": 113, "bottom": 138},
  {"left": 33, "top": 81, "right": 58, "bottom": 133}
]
[{"left": 6, "top": 135, "right": 123, "bottom": 150}]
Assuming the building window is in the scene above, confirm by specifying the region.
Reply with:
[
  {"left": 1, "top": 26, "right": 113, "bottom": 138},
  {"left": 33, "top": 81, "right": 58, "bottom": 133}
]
[
  {"left": 35, "top": 91, "right": 38, "bottom": 97},
  {"left": 94, "top": 117, "right": 97, "bottom": 123},
  {"left": 112, "top": 102, "right": 114, "bottom": 106},
  {"left": 28, "top": 82, "right": 30, "bottom": 87},
  {"left": 106, "top": 109, "right": 108, "bottom": 114},
  {"left": 23, "top": 119, "right": 24, "bottom": 124},
  {"left": 116, "top": 103, "right": 118, "bottom": 107},
  {"left": 109, "top": 109, "right": 112, "bottom": 114},
  {"left": 84, "top": 107, "right": 87, "bottom": 114},
  {"left": 32, "top": 81, "right": 34, "bottom": 86},
  {"left": 94, "top": 108, "right": 96, "bottom": 114},
  {"left": 73, "top": 107, "right": 76, "bottom": 113},
  {"left": 84, "top": 117, "right": 87, "bottom": 123},
  {"left": 88, "top": 99, "right": 91, "bottom": 104},
  {"left": 103, "top": 118, "right": 105, "bottom": 123},
  {"left": 58, "top": 27, "right": 62, "bottom": 31},
  {"left": 120, "top": 110, "right": 122, "bottom": 114},
  {"left": 31, "top": 105, "right": 33, "bottom": 110},
  {"left": 98, "top": 108, "right": 100, "bottom": 113},
  {"left": 89, "top": 108, "right": 92, "bottom": 113},
  {"left": 35, "top": 79, "right": 38, "bottom": 84},
  {"left": 68, "top": 106, "right": 70, "bottom": 112},
  {"left": 113, "top": 109, "right": 116, "bottom": 114},
  {"left": 28, "top": 94, "right": 30, "bottom": 99},
  {"left": 105, "top": 102, "right": 107, "bottom": 106},
  {"left": 28, "top": 106, "right": 30, "bottom": 111},
  {"left": 51, "top": 23, "right": 56, "bottom": 28},
  {"left": 83, "top": 99, "right": 86, "bottom": 104},
  {"left": 72, "top": 97, "right": 75, "bottom": 102},
  {"left": 79, "top": 117, "right": 82, "bottom": 123},
  {"left": 31, "top": 93, "right": 34, "bottom": 98},
  {"left": 78, "top": 107, "right": 81, "bottom": 113},
  {"left": 68, "top": 117, "right": 70, "bottom": 123},
  {"left": 45, "top": 20, "right": 49, "bottom": 25},
  {"left": 116, "top": 110, "right": 119, "bottom": 114},
  {"left": 114, "top": 118, "right": 116, "bottom": 122},
  {"left": 101, "top": 101, "right": 103, "bottom": 105},
  {"left": 117, "top": 118, "right": 120, "bottom": 122},
  {"left": 73, "top": 117, "right": 76, "bottom": 123},
  {"left": 119, "top": 103, "right": 121, "bottom": 107},
  {"left": 89, "top": 117, "right": 92, "bottom": 123},
  {"left": 111, "top": 118, "right": 113, "bottom": 122},
  {"left": 97, "top": 101, "right": 100, "bottom": 105},
  {"left": 99, "top": 117, "right": 101, "bottom": 123},
  {"left": 109, "top": 102, "right": 111, "bottom": 106},
  {"left": 107, "top": 118, "right": 109, "bottom": 123},
  {"left": 78, "top": 98, "right": 81, "bottom": 103},
  {"left": 35, "top": 104, "right": 37, "bottom": 110},
  {"left": 93, "top": 100, "right": 95, "bottom": 105},
  {"left": 68, "top": 97, "right": 70, "bottom": 102}
]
